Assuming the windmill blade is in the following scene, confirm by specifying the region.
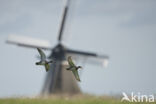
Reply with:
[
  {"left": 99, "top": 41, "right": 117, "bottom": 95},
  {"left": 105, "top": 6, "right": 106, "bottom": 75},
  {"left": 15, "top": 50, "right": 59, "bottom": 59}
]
[
  {"left": 66, "top": 48, "right": 109, "bottom": 58},
  {"left": 66, "top": 49, "right": 109, "bottom": 68},
  {"left": 6, "top": 34, "right": 52, "bottom": 50},
  {"left": 58, "top": 0, "right": 70, "bottom": 42}
]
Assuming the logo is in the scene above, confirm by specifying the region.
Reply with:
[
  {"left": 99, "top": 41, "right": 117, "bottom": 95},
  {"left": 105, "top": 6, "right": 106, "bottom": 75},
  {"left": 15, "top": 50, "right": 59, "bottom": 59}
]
[{"left": 121, "top": 92, "right": 155, "bottom": 102}]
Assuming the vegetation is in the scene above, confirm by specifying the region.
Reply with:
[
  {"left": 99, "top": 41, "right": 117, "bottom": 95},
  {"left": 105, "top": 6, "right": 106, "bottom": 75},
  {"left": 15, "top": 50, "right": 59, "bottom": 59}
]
[{"left": 0, "top": 95, "right": 155, "bottom": 104}]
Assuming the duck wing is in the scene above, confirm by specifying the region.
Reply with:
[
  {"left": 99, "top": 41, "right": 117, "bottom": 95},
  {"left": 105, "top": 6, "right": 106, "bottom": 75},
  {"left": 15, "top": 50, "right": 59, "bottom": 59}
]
[
  {"left": 45, "top": 63, "right": 50, "bottom": 72},
  {"left": 37, "top": 48, "right": 46, "bottom": 61},
  {"left": 72, "top": 69, "right": 80, "bottom": 81},
  {"left": 68, "top": 56, "right": 75, "bottom": 67}
]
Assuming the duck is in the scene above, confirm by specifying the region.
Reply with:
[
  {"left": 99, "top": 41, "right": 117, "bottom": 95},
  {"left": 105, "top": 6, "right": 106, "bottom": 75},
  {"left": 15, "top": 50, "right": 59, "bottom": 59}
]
[
  {"left": 36, "top": 48, "right": 53, "bottom": 72},
  {"left": 66, "top": 56, "right": 82, "bottom": 81}
]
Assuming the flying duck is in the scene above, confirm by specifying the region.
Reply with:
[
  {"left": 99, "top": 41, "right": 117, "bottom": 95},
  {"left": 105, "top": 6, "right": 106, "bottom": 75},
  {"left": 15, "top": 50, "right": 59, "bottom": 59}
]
[
  {"left": 36, "top": 48, "right": 53, "bottom": 72},
  {"left": 66, "top": 56, "right": 82, "bottom": 81}
]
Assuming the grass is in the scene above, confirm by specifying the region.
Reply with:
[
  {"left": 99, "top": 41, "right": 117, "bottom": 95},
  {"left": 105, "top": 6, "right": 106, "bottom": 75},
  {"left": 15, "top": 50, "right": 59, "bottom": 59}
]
[{"left": 0, "top": 94, "right": 155, "bottom": 104}]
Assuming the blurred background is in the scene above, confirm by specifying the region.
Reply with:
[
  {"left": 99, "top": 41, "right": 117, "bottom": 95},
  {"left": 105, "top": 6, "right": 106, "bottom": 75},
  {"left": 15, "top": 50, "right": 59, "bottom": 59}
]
[{"left": 0, "top": 0, "right": 156, "bottom": 97}]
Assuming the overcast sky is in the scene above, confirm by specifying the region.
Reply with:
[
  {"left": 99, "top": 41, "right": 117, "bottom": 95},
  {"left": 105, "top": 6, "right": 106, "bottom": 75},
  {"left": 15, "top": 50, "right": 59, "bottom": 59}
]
[{"left": 0, "top": 0, "right": 156, "bottom": 97}]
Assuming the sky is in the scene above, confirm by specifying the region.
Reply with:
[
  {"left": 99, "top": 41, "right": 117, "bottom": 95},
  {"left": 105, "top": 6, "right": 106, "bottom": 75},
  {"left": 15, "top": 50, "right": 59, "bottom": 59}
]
[{"left": 0, "top": 0, "right": 156, "bottom": 97}]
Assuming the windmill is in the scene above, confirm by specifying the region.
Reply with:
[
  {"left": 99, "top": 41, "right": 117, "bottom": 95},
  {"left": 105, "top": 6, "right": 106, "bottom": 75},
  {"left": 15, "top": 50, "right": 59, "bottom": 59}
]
[{"left": 6, "top": 0, "right": 109, "bottom": 95}]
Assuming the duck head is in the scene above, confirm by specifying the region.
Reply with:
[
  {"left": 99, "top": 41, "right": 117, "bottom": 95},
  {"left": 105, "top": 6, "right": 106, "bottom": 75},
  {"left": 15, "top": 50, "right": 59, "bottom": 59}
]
[{"left": 77, "top": 66, "right": 82, "bottom": 69}]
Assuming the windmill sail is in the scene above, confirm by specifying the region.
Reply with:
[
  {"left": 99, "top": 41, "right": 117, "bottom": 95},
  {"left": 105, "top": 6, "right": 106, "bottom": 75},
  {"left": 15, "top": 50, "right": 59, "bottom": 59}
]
[
  {"left": 6, "top": 34, "right": 52, "bottom": 50},
  {"left": 66, "top": 49, "right": 109, "bottom": 67},
  {"left": 58, "top": 0, "right": 70, "bottom": 42}
]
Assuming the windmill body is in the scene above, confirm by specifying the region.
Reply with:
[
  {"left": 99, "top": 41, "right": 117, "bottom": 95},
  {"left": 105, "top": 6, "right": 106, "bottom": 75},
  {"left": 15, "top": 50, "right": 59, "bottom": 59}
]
[{"left": 41, "top": 43, "right": 81, "bottom": 94}]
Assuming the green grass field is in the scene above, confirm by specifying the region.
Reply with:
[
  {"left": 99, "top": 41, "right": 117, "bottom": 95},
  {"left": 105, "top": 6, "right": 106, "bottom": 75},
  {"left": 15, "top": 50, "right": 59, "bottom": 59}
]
[{"left": 0, "top": 95, "right": 155, "bottom": 104}]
